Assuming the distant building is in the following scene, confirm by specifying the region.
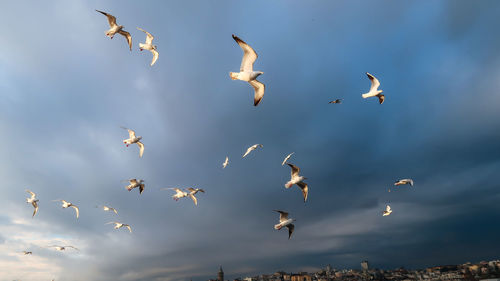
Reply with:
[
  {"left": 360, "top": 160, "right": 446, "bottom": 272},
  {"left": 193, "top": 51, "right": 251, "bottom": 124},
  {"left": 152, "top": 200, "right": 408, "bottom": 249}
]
[
  {"left": 361, "top": 261, "right": 369, "bottom": 272},
  {"left": 218, "top": 266, "right": 224, "bottom": 281}
]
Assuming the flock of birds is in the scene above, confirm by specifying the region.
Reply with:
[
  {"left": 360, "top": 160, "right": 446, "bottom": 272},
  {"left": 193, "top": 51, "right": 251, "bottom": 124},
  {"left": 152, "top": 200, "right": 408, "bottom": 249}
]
[{"left": 16, "top": 9, "right": 418, "bottom": 276}]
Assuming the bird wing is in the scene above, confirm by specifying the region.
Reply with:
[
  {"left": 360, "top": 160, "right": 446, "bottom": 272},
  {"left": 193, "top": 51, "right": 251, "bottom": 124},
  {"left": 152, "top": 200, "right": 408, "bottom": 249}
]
[
  {"left": 286, "top": 224, "right": 295, "bottom": 239},
  {"left": 137, "top": 27, "right": 154, "bottom": 44},
  {"left": 377, "top": 94, "right": 385, "bottom": 104},
  {"left": 106, "top": 221, "right": 119, "bottom": 225},
  {"left": 65, "top": 246, "right": 79, "bottom": 251},
  {"left": 150, "top": 49, "right": 159, "bottom": 66},
  {"left": 111, "top": 207, "right": 118, "bottom": 214},
  {"left": 232, "top": 34, "right": 258, "bottom": 72},
  {"left": 118, "top": 30, "right": 132, "bottom": 51},
  {"left": 366, "top": 72, "right": 380, "bottom": 92},
  {"left": 274, "top": 210, "right": 289, "bottom": 222},
  {"left": 96, "top": 10, "right": 117, "bottom": 27},
  {"left": 71, "top": 205, "right": 79, "bottom": 218},
  {"left": 297, "top": 181, "right": 308, "bottom": 202},
  {"left": 386, "top": 205, "right": 391, "bottom": 212},
  {"left": 189, "top": 194, "right": 198, "bottom": 205},
  {"left": 125, "top": 225, "right": 132, "bottom": 233},
  {"left": 26, "top": 189, "right": 36, "bottom": 198},
  {"left": 242, "top": 146, "right": 253, "bottom": 158},
  {"left": 282, "top": 152, "right": 294, "bottom": 166},
  {"left": 139, "top": 184, "right": 145, "bottom": 194},
  {"left": 287, "top": 163, "right": 300, "bottom": 178},
  {"left": 137, "top": 141, "right": 145, "bottom": 157},
  {"left": 248, "top": 79, "right": 265, "bottom": 106},
  {"left": 120, "top": 127, "right": 136, "bottom": 138},
  {"left": 32, "top": 201, "right": 38, "bottom": 218},
  {"left": 186, "top": 187, "right": 196, "bottom": 193}
]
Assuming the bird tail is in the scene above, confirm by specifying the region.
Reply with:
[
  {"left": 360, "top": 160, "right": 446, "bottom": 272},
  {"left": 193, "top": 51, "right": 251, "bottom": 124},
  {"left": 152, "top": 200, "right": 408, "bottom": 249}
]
[{"left": 229, "top": 72, "right": 238, "bottom": 80}]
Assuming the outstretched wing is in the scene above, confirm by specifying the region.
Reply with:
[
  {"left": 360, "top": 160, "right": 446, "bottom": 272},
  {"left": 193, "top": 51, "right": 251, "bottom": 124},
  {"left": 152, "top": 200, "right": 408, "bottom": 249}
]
[
  {"left": 189, "top": 194, "right": 198, "bottom": 206},
  {"left": 282, "top": 152, "right": 294, "bottom": 166},
  {"left": 377, "top": 94, "right": 385, "bottom": 104},
  {"left": 137, "top": 141, "right": 144, "bottom": 158},
  {"left": 286, "top": 224, "right": 295, "bottom": 239},
  {"left": 32, "top": 201, "right": 39, "bottom": 218},
  {"left": 249, "top": 79, "right": 265, "bottom": 106},
  {"left": 96, "top": 10, "right": 117, "bottom": 27},
  {"left": 297, "top": 181, "right": 308, "bottom": 202},
  {"left": 26, "top": 189, "right": 36, "bottom": 198},
  {"left": 71, "top": 205, "right": 79, "bottom": 218},
  {"left": 118, "top": 30, "right": 132, "bottom": 51},
  {"left": 366, "top": 72, "right": 380, "bottom": 91},
  {"left": 274, "top": 210, "right": 289, "bottom": 222},
  {"left": 287, "top": 163, "right": 300, "bottom": 178},
  {"left": 150, "top": 49, "right": 159, "bottom": 66},
  {"left": 137, "top": 27, "right": 154, "bottom": 44},
  {"left": 232, "top": 34, "right": 258, "bottom": 72},
  {"left": 139, "top": 184, "right": 145, "bottom": 194}
]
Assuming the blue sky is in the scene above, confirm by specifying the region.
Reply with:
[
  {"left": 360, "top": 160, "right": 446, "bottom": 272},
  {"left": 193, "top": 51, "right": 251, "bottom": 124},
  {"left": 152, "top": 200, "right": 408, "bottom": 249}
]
[{"left": 0, "top": 1, "right": 500, "bottom": 280}]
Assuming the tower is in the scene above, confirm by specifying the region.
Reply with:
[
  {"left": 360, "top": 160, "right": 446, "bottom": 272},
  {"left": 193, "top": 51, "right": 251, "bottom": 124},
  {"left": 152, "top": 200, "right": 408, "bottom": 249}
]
[
  {"left": 218, "top": 266, "right": 224, "bottom": 281},
  {"left": 361, "top": 261, "right": 369, "bottom": 272}
]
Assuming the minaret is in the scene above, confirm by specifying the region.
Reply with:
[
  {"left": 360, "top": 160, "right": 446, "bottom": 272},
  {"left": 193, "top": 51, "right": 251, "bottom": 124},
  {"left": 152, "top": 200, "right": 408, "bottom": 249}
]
[{"left": 218, "top": 266, "right": 224, "bottom": 281}]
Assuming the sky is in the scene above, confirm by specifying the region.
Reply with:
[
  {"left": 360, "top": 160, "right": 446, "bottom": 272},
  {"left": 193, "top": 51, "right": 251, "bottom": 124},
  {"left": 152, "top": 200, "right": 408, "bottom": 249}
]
[{"left": 1, "top": 0, "right": 500, "bottom": 280}]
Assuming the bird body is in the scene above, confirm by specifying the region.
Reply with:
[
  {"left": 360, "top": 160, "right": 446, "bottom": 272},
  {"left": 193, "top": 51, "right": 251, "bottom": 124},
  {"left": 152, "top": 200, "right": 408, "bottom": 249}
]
[
  {"left": 124, "top": 179, "right": 145, "bottom": 194},
  {"left": 96, "top": 10, "right": 132, "bottom": 51},
  {"left": 106, "top": 222, "right": 132, "bottom": 233},
  {"left": 273, "top": 210, "right": 295, "bottom": 239},
  {"left": 54, "top": 200, "right": 79, "bottom": 218},
  {"left": 22, "top": 251, "right": 32, "bottom": 255},
  {"left": 284, "top": 163, "right": 309, "bottom": 202},
  {"left": 222, "top": 156, "right": 229, "bottom": 169},
  {"left": 383, "top": 205, "right": 392, "bottom": 216},
  {"left": 166, "top": 188, "right": 204, "bottom": 205},
  {"left": 137, "top": 27, "right": 159, "bottom": 66},
  {"left": 362, "top": 73, "right": 385, "bottom": 104},
  {"left": 242, "top": 144, "right": 263, "bottom": 158},
  {"left": 121, "top": 127, "right": 145, "bottom": 157},
  {"left": 25, "top": 190, "right": 39, "bottom": 218},
  {"left": 102, "top": 205, "right": 118, "bottom": 214},
  {"left": 230, "top": 34, "right": 265, "bottom": 106}
]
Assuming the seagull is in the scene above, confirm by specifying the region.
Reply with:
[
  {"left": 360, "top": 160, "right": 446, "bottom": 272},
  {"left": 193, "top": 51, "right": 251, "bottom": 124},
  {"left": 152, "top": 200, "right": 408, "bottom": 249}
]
[
  {"left": 48, "top": 245, "right": 78, "bottom": 251},
  {"left": 164, "top": 188, "right": 189, "bottom": 201},
  {"left": 222, "top": 156, "right": 229, "bottom": 169},
  {"left": 102, "top": 205, "right": 118, "bottom": 214},
  {"left": 121, "top": 127, "right": 144, "bottom": 157},
  {"left": 273, "top": 210, "right": 295, "bottom": 239},
  {"left": 230, "top": 34, "right": 265, "bottom": 106},
  {"left": 96, "top": 10, "right": 132, "bottom": 51},
  {"left": 242, "top": 144, "right": 263, "bottom": 158},
  {"left": 137, "top": 27, "right": 159, "bottom": 66},
  {"left": 328, "top": 99, "right": 342, "bottom": 104},
  {"left": 382, "top": 205, "right": 392, "bottom": 216},
  {"left": 394, "top": 179, "right": 414, "bottom": 187},
  {"left": 362, "top": 73, "right": 384, "bottom": 104},
  {"left": 106, "top": 222, "right": 132, "bottom": 233},
  {"left": 285, "top": 163, "right": 309, "bottom": 202},
  {"left": 21, "top": 251, "right": 32, "bottom": 255},
  {"left": 53, "top": 200, "right": 79, "bottom": 218},
  {"left": 123, "top": 179, "right": 145, "bottom": 194},
  {"left": 186, "top": 188, "right": 205, "bottom": 206},
  {"left": 25, "top": 190, "right": 39, "bottom": 218},
  {"left": 282, "top": 152, "right": 294, "bottom": 166}
]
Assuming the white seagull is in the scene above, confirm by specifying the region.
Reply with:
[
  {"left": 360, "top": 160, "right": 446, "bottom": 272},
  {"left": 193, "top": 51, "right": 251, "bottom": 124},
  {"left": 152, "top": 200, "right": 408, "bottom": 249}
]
[
  {"left": 106, "top": 222, "right": 132, "bottom": 233},
  {"left": 102, "top": 205, "right": 118, "bottom": 214},
  {"left": 282, "top": 152, "right": 294, "bottom": 166},
  {"left": 121, "top": 127, "right": 144, "bottom": 157},
  {"left": 25, "top": 190, "right": 39, "bottom": 218},
  {"left": 273, "top": 210, "right": 295, "bottom": 239},
  {"left": 137, "top": 27, "right": 159, "bottom": 66},
  {"left": 186, "top": 188, "right": 205, "bottom": 206},
  {"left": 165, "top": 188, "right": 189, "bottom": 201},
  {"left": 96, "top": 10, "right": 132, "bottom": 51},
  {"left": 53, "top": 200, "right": 79, "bottom": 218},
  {"left": 48, "top": 245, "right": 79, "bottom": 251},
  {"left": 21, "top": 251, "right": 32, "bottom": 255},
  {"left": 242, "top": 144, "right": 263, "bottom": 158},
  {"left": 362, "top": 73, "right": 385, "bottom": 104},
  {"left": 123, "top": 179, "right": 145, "bottom": 194},
  {"left": 394, "top": 179, "right": 414, "bottom": 187},
  {"left": 285, "top": 163, "right": 309, "bottom": 202},
  {"left": 382, "top": 205, "right": 392, "bottom": 216},
  {"left": 222, "top": 156, "right": 229, "bottom": 169},
  {"left": 230, "top": 34, "right": 265, "bottom": 106}
]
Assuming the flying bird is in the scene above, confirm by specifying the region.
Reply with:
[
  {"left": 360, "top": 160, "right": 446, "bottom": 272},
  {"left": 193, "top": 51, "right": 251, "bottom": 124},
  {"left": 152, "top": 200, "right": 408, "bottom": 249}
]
[
  {"left": 123, "top": 179, "right": 145, "bottom": 194},
  {"left": 25, "top": 190, "right": 39, "bottom": 218},
  {"left": 383, "top": 205, "right": 392, "bottom": 216},
  {"left": 222, "top": 156, "right": 229, "bottom": 169},
  {"left": 137, "top": 27, "right": 159, "bottom": 66},
  {"left": 273, "top": 210, "right": 295, "bottom": 239},
  {"left": 328, "top": 99, "right": 342, "bottom": 104},
  {"left": 186, "top": 188, "right": 205, "bottom": 206},
  {"left": 362, "top": 73, "right": 384, "bottom": 104},
  {"left": 285, "top": 163, "right": 309, "bottom": 202},
  {"left": 96, "top": 10, "right": 132, "bottom": 51},
  {"left": 230, "top": 34, "right": 265, "bottom": 106},
  {"left": 282, "top": 152, "right": 294, "bottom": 166},
  {"left": 242, "top": 144, "right": 263, "bottom": 158},
  {"left": 21, "top": 251, "right": 32, "bottom": 255},
  {"left": 121, "top": 127, "right": 144, "bottom": 157},
  {"left": 53, "top": 200, "right": 79, "bottom": 218},
  {"left": 165, "top": 188, "right": 189, "bottom": 201},
  {"left": 101, "top": 205, "right": 118, "bottom": 214},
  {"left": 394, "top": 179, "right": 414, "bottom": 187},
  {"left": 106, "top": 222, "right": 132, "bottom": 233},
  {"left": 48, "top": 245, "right": 79, "bottom": 251}
]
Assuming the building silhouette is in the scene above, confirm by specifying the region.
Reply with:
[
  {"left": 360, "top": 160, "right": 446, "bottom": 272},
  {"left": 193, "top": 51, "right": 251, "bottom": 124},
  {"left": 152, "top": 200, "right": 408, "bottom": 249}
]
[{"left": 218, "top": 266, "right": 224, "bottom": 281}]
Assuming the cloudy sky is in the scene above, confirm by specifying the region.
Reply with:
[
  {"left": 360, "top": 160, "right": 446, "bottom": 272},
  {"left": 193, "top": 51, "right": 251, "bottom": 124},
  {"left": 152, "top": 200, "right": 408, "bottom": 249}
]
[{"left": 1, "top": 0, "right": 500, "bottom": 280}]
